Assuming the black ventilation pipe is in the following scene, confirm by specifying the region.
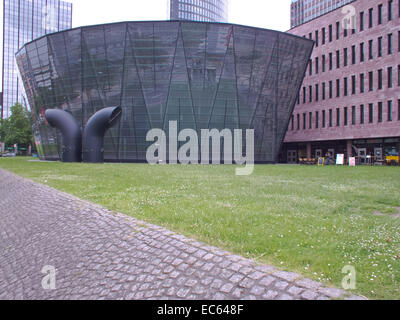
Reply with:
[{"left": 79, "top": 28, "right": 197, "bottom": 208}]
[
  {"left": 45, "top": 109, "right": 82, "bottom": 162},
  {"left": 82, "top": 106, "right": 122, "bottom": 163}
]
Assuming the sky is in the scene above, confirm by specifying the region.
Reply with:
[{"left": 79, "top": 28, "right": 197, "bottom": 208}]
[
  {"left": 68, "top": 0, "right": 291, "bottom": 31},
  {"left": 0, "top": 0, "right": 292, "bottom": 88}
]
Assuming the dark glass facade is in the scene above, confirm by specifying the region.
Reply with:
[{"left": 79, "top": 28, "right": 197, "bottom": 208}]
[
  {"left": 2, "top": 0, "right": 72, "bottom": 118},
  {"left": 170, "top": 0, "right": 228, "bottom": 22},
  {"left": 16, "top": 21, "right": 313, "bottom": 163}
]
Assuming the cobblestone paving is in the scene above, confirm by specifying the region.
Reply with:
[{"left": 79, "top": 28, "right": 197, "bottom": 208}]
[{"left": 0, "top": 169, "right": 366, "bottom": 300}]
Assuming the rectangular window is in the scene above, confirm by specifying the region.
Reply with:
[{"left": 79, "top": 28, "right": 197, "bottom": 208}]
[
  {"left": 322, "top": 55, "right": 326, "bottom": 72},
  {"left": 369, "top": 8, "right": 373, "bottom": 28},
  {"left": 352, "top": 106, "right": 356, "bottom": 125},
  {"left": 352, "top": 45, "right": 356, "bottom": 64},
  {"left": 344, "top": 48, "right": 348, "bottom": 66},
  {"left": 378, "top": 4, "right": 383, "bottom": 25},
  {"left": 309, "top": 85, "right": 313, "bottom": 102},
  {"left": 378, "top": 102, "right": 383, "bottom": 122},
  {"left": 389, "top": 0, "right": 393, "bottom": 21},
  {"left": 369, "top": 39, "right": 374, "bottom": 59},
  {"left": 398, "top": 100, "right": 400, "bottom": 121},
  {"left": 398, "top": 65, "right": 400, "bottom": 86},
  {"left": 315, "top": 57, "right": 319, "bottom": 74},
  {"left": 388, "top": 100, "right": 393, "bottom": 121},
  {"left": 398, "top": 31, "right": 400, "bottom": 51},
  {"left": 309, "top": 112, "right": 313, "bottom": 129},
  {"left": 316, "top": 111, "right": 319, "bottom": 128},
  {"left": 322, "top": 27, "right": 326, "bottom": 44},
  {"left": 336, "top": 50, "right": 340, "bottom": 68},
  {"left": 388, "top": 67, "right": 393, "bottom": 88},
  {"left": 360, "top": 43, "right": 365, "bottom": 62},
  {"left": 315, "top": 30, "right": 319, "bottom": 47},
  {"left": 344, "top": 107, "right": 348, "bottom": 126},
  {"left": 388, "top": 33, "right": 393, "bottom": 54},
  {"left": 352, "top": 75, "right": 356, "bottom": 94},
  {"left": 369, "top": 71, "right": 374, "bottom": 91},
  {"left": 309, "top": 59, "right": 312, "bottom": 75},
  {"left": 322, "top": 110, "right": 326, "bottom": 127},
  {"left": 291, "top": 115, "right": 294, "bottom": 130},
  {"left": 329, "top": 109, "right": 333, "bottom": 127},
  {"left": 378, "top": 69, "right": 383, "bottom": 89},
  {"left": 336, "top": 108, "right": 341, "bottom": 126},
  {"left": 315, "top": 84, "right": 319, "bottom": 101},
  {"left": 297, "top": 114, "right": 300, "bottom": 130},
  {"left": 369, "top": 103, "right": 374, "bottom": 123},
  {"left": 360, "top": 105, "right": 365, "bottom": 124},
  {"left": 329, "top": 80, "right": 333, "bottom": 98},
  {"left": 336, "top": 21, "right": 340, "bottom": 40},
  {"left": 303, "top": 87, "right": 306, "bottom": 103},
  {"left": 329, "top": 53, "right": 333, "bottom": 70},
  {"left": 344, "top": 77, "right": 348, "bottom": 96},
  {"left": 360, "top": 73, "right": 365, "bottom": 92},
  {"left": 329, "top": 24, "right": 333, "bottom": 42},
  {"left": 378, "top": 37, "right": 383, "bottom": 57},
  {"left": 360, "top": 11, "right": 364, "bottom": 31},
  {"left": 322, "top": 82, "right": 326, "bottom": 100},
  {"left": 336, "top": 79, "right": 340, "bottom": 97},
  {"left": 303, "top": 113, "right": 306, "bottom": 129}
]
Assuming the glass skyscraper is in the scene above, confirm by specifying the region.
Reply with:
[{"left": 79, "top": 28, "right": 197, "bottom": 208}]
[
  {"left": 291, "top": 0, "right": 354, "bottom": 28},
  {"left": 169, "top": 0, "right": 228, "bottom": 22},
  {"left": 1, "top": 0, "right": 72, "bottom": 118}
]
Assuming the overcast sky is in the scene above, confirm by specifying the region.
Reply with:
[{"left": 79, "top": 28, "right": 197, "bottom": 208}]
[
  {"left": 68, "top": 0, "right": 291, "bottom": 31},
  {"left": 1, "top": 0, "right": 292, "bottom": 87}
]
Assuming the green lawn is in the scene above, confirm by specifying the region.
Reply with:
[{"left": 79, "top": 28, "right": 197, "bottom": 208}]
[{"left": 1, "top": 157, "right": 400, "bottom": 299}]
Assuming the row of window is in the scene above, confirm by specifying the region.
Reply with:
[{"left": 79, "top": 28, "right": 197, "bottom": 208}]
[
  {"left": 307, "top": 32, "right": 399, "bottom": 76},
  {"left": 299, "top": 65, "right": 400, "bottom": 104},
  {"left": 306, "top": 0, "right": 399, "bottom": 46},
  {"left": 291, "top": 100, "right": 400, "bottom": 131}
]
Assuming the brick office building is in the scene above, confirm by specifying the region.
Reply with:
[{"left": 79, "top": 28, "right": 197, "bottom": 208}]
[{"left": 282, "top": 0, "right": 400, "bottom": 164}]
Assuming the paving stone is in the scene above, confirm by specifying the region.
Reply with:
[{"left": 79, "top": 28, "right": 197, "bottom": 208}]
[
  {"left": 259, "top": 276, "right": 275, "bottom": 287},
  {"left": 296, "top": 278, "right": 323, "bottom": 290},
  {"left": 274, "top": 281, "right": 289, "bottom": 291},
  {"left": 272, "top": 271, "right": 302, "bottom": 283},
  {"left": 318, "top": 287, "right": 347, "bottom": 299},
  {"left": 263, "top": 290, "right": 279, "bottom": 299},
  {"left": 287, "top": 286, "right": 304, "bottom": 296},
  {"left": 278, "top": 294, "right": 294, "bottom": 300},
  {"left": 301, "top": 290, "right": 318, "bottom": 300}
]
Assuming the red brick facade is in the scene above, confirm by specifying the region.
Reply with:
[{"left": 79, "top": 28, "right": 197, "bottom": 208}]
[{"left": 283, "top": 0, "right": 400, "bottom": 163}]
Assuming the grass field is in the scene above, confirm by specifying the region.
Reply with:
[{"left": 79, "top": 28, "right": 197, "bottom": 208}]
[{"left": 1, "top": 157, "right": 400, "bottom": 299}]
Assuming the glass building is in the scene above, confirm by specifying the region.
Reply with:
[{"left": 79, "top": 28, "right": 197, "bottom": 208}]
[
  {"left": 16, "top": 21, "right": 313, "bottom": 163},
  {"left": 1, "top": 0, "right": 72, "bottom": 118},
  {"left": 291, "top": 0, "right": 354, "bottom": 28},
  {"left": 169, "top": 0, "right": 228, "bottom": 22}
]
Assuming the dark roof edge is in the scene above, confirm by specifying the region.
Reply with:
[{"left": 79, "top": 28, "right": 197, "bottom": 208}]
[{"left": 17, "top": 19, "right": 314, "bottom": 54}]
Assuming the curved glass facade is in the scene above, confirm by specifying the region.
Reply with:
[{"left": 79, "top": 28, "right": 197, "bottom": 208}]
[
  {"left": 170, "top": 0, "right": 228, "bottom": 22},
  {"left": 16, "top": 21, "right": 313, "bottom": 163}
]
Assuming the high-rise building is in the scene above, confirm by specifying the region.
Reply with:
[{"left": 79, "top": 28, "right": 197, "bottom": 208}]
[
  {"left": 283, "top": 0, "right": 400, "bottom": 164},
  {"left": 169, "top": 0, "right": 228, "bottom": 22},
  {"left": 1, "top": 0, "right": 72, "bottom": 118},
  {"left": 291, "top": 0, "right": 354, "bottom": 28}
]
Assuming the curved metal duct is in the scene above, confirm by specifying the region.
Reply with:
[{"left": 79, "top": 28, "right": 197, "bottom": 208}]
[
  {"left": 82, "top": 106, "right": 122, "bottom": 163},
  {"left": 45, "top": 109, "right": 82, "bottom": 162}
]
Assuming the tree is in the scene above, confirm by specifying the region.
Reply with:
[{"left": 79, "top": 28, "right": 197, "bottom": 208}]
[{"left": 1, "top": 103, "right": 33, "bottom": 147}]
